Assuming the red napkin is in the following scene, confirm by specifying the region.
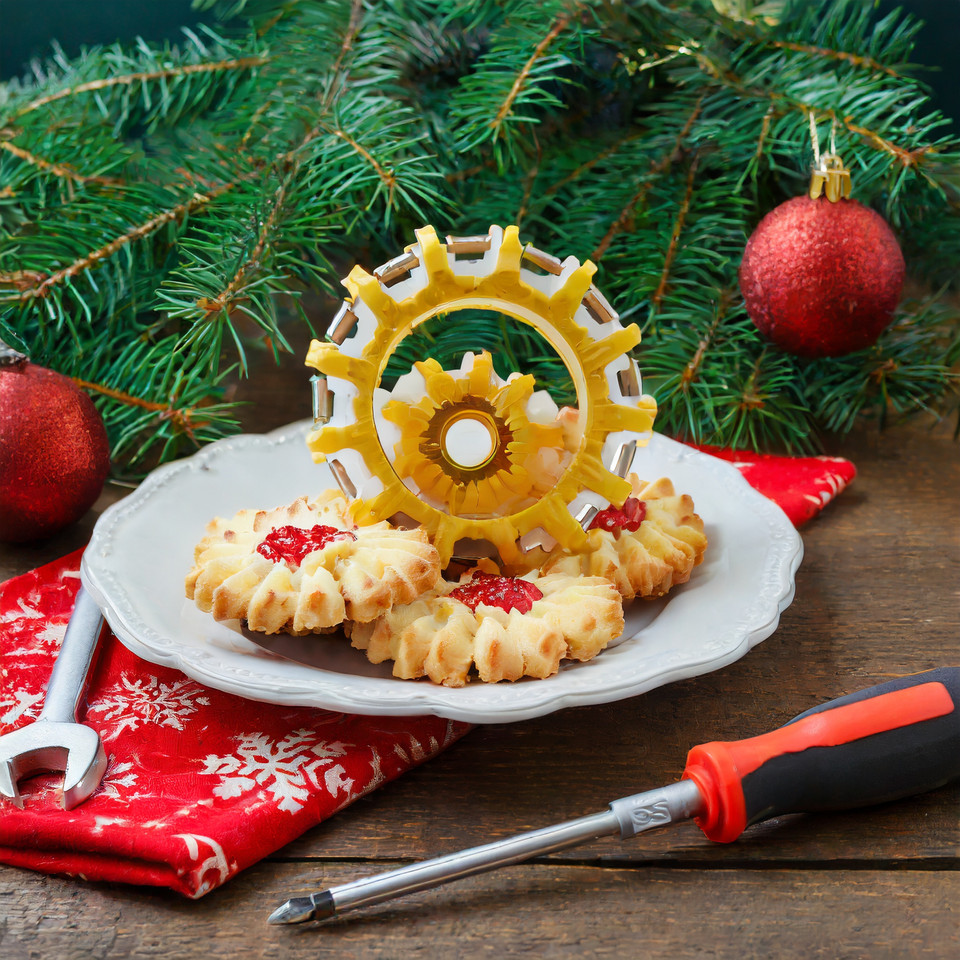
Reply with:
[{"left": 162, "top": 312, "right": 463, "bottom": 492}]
[
  {"left": 692, "top": 447, "right": 857, "bottom": 528},
  {"left": 0, "top": 447, "right": 854, "bottom": 897}
]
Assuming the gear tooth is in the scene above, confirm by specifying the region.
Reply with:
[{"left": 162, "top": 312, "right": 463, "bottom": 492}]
[
  {"left": 481, "top": 473, "right": 509, "bottom": 507},
  {"left": 549, "top": 260, "right": 596, "bottom": 321},
  {"left": 468, "top": 351, "right": 494, "bottom": 394},
  {"left": 500, "top": 472, "right": 530, "bottom": 499},
  {"left": 581, "top": 324, "right": 643, "bottom": 371},
  {"left": 366, "top": 484, "right": 414, "bottom": 522},
  {"left": 447, "top": 482, "right": 468, "bottom": 515},
  {"left": 576, "top": 456, "right": 633, "bottom": 503},
  {"left": 593, "top": 398, "right": 658, "bottom": 436},
  {"left": 393, "top": 449, "right": 418, "bottom": 475},
  {"left": 346, "top": 497, "right": 379, "bottom": 525},
  {"left": 432, "top": 518, "right": 465, "bottom": 565},
  {"left": 412, "top": 460, "right": 445, "bottom": 491},
  {"left": 496, "top": 373, "right": 535, "bottom": 414},
  {"left": 304, "top": 338, "right": 330, "bottom": 370},
  {"left": 540, "top": 504, "right": 589, "bottom": 552},
  {"left": 307, "top": 423, "right": 368, "bottom": 456},
  {"left": 415, "top": 226, "right": 452, "bottom": 280},
  {"left": 487, "top": 525, "right": 524, "bottom": 566},
  {"left": 460, "top": 483, "right": 481, "bottom": 515},
  {"left": 344, "top": 265, "right": 398, "bottom": 326},
  {"left": 305, "top": 340, "right": 375, "bottom": 385},
  {"left": 497, "top": 226, "right": 524, "bottom": 277},
  {"left": 417, "top": 361, "right": 457, "bottom": 404},
  {"left": 414, "top": 358, "right": 443, "bottom": 375},
  {"left": 382, "top": 399, "right": 411, "bottom": 426}
]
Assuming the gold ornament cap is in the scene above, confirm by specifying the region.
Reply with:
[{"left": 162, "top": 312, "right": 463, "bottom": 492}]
[{"left": 809, "top": 153, "right": 852, "bottom": 202}]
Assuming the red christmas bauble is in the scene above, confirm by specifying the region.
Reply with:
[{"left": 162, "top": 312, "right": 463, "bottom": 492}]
[
  {"left": 0, "top": 344, "right": 111, "bottom": 543},
  {"left": 738, "top": 196, "right": 905, "bottom": 358}
]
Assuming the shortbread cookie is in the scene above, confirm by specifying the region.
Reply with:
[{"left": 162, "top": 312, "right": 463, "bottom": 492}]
[
  {"left": 185, "top": 490, "right": 441, "bottom": 634},
  {"left": 349, "top": 569, "right": 623, "bottom": 686},
  {"left": 539, "top": 476, "right": 707, "bottom": 600}
]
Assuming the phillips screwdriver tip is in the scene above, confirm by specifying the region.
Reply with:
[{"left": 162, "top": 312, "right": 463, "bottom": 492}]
[{"left": 268, "top": 891, "right": 335, "bottom": 925}]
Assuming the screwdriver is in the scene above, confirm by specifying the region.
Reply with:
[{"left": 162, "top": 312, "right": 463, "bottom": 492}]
[{"left": 268, "top": 666, "right": 960, "bottom": 925}]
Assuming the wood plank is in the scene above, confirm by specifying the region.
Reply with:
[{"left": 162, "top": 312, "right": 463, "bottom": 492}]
[
  {"left": 272, "top": 711, "right": 960, "bottom": 864},
  {"left": 2, "top": 861, "right": 956, "bottom": 960}
]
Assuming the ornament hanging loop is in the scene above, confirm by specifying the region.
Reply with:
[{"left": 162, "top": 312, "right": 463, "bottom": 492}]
[{"left": 807, "top": 113, "right": 852, "bottom": 202}]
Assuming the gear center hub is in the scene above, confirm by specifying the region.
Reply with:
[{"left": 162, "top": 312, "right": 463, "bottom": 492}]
[{"left": 440, "top": 412, "right": 498, "bottom": 470}]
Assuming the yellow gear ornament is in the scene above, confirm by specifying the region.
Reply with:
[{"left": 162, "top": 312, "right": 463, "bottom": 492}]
[{"left": 305, "top": 224, "right": 657, "bottom": 567}]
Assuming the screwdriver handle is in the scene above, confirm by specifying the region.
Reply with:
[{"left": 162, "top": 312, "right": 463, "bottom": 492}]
[{"left": 682, "top": 667, "right": 960, "bottom": 843}]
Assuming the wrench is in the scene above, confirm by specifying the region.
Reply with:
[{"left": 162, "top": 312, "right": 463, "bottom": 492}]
[{"left": 0, "top": 586, "right": 108, "bottom": 809}]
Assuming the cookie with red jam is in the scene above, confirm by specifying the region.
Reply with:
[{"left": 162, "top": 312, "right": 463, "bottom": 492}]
[
  {"left": 349, "top": 567, "right": 623, "bottom": 686},
  {"left": 539, "top": 476, "right": 707, "bottom": 600},
  {"left": 185, "top": 490, "right": 441, "bottom": 634}
]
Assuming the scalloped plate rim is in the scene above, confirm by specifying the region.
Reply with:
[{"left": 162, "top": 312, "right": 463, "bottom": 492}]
[{"left": 82, "top": 421, "right": 803, "bottom": 723}]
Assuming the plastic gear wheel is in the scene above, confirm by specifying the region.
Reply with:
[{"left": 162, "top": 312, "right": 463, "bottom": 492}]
[
  {"left": 305, "top": 224, "right": 657, "bottom": 566},
  {"left": 381, "top": 350, "right": 567, "bottom": 517}
]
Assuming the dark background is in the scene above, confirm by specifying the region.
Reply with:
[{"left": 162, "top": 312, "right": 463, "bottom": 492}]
[{"left": 0, "top": 0, "right": 957, "bottom": 122}]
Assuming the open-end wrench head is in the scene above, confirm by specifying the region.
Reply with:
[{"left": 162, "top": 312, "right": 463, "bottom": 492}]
[
  {"left": 0, "top": 721, "right": 107, "bottom": 810},
  {"left": 0, "top": 759, "right": 23, "bottom": 810}
]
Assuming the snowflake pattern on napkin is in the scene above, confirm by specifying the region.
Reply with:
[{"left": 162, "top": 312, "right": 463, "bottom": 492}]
[{"left": 0, "top": 552, "right": 467, "bottom": 897}]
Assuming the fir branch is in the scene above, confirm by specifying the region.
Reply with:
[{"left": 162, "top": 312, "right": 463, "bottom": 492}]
[
  {"left": 245, "top": 0, "right": 366, "bottom": 156},
  {"left": 678, "top": 50, "right": 948, "bottom": 181},
  {"left": 750, "top": 104, "right": 775, "bottom": 174},
  {"left": 196, "top": 180, "right": 289, "bottom": 321},
  {"left": 591, "top": 95, "right": 704, "bottom": 261},
  {"left": 650, "top": 152, "right": 700, "bottom": 314},
  {"left": 328, "top": 0, "right": 366, "bottom": 81},
  {"left": 447, "top": 0, "right": 594, "bottom": 162},
  {"left": 11, "top": 56, "right": 269, "bottom": 119},
  {"left": 515, "top": 132, "right": 543, "bottom": 225},
  {"left": 445, "top": 162, "right": 488, "bottom": 183},
  {"left": 8, "top": 180, "right": 238, "bottom": 303},
  {"left": 841, "top": 118, "right": 933, "bottom": 169},
  {"left": 0, "top": 270, "right": 46, "bottom": 292},
  {"left": 765, "top": 39, "right": 902, "bottom": 78},
  {"left": 0, "top": 140, "right": 114, "bottom": 185},
  {"left": 72, "top": 377, "right": 203, "bottom": 441},
  {"left": 3, "top": 0, "right": 957, "bottom": 469},
  {"left": 543, "top": 133, "right": 641, "bottom": 198},
  {"left": 490, "top": 5, "right": 580, "bottom": 133},
  {"left": 813, "top": 297, "right": 960, "bottom": 434},
  {"left": 682, "top": 290, "right": 732, "bottom": 387},
  {"left": 319, "top": 122, "right": 398, "bottom": 203}
]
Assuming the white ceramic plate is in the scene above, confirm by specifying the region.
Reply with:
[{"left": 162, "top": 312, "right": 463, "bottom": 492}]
[{"left": 82, "top": 421, "right": 803, "bottom": 723}]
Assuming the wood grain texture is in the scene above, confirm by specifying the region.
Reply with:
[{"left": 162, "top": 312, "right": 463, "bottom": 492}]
[
  {"left": 1, "top": 341, "right": 958, "bottom": 959},
  {"left": 1, "top": 862, "right": 957, "bottom": 959}
]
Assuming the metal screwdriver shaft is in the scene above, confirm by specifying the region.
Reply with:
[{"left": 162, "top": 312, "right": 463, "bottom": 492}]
[
  {"left": 268, "top": 668, "right": 960, "bottom": 926},
  {"left": 268, "top": 780, "right": 705, "bottom": 924}
]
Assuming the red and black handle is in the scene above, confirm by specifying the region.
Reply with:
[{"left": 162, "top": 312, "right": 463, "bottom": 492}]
[{"left": 682, "top": 667, "right": 960, "bottom": 843}]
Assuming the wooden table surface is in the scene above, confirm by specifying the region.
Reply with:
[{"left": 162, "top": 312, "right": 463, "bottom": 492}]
[{"left": 2, "top": 347, "right": 958, "bottom": 959}]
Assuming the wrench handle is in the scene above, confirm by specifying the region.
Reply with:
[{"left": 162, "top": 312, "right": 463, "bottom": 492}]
[{"left": 39, "top": 587, "right": 106, "bottom": 724}]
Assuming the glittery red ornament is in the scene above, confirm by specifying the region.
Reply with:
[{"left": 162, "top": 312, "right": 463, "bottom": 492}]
[
  {"left": 0, "top": 342, "right": 111, "bottom": 542},
  {"left": 738, "top": 195, "right": 905, "bottom": 358}
]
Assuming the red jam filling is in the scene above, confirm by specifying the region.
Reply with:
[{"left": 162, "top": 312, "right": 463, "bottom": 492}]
[
  {"left": 256, "top": 524, "right": 355, "bottom": 565},
  {"left": 589, "top": 497, "right": 646, "bottom": 533},
  {"left": 449, "top": 572, "right": 544, "bottom": 615}
]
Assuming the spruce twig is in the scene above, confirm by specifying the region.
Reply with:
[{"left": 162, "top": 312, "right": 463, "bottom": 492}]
[{"left": 0, "top": 0, "right": 956, "bottom": 472}]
